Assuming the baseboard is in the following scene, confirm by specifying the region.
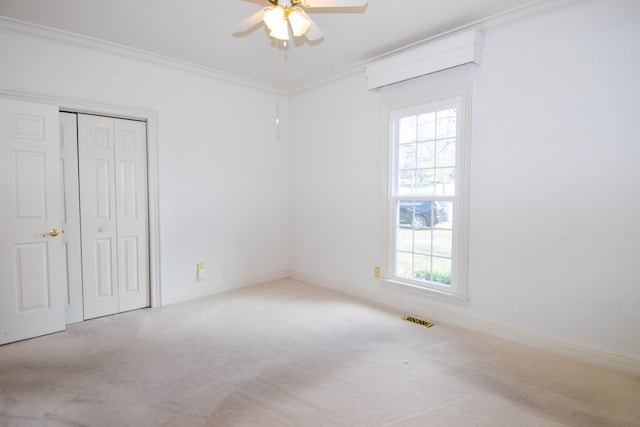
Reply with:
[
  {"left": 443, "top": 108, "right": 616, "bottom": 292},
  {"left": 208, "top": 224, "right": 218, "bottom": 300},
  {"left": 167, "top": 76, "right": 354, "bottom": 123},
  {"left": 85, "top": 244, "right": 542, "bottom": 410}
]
[
  {"left": 289, "top": 270, "right": 640, "bottom": 376},
  {"left": 162, "top": 270, "right": 289, "bottom": 306}
]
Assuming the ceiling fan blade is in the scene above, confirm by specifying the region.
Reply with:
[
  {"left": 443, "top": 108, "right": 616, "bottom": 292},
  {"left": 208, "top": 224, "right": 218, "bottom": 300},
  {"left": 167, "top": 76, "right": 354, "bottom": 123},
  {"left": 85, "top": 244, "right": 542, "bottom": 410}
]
[
  {"left": 298, "top": 9, "right": 324, "bottom": 40},
  {"left": 234, "top": 8, "right": 267, "bottom": 33},
  {"left": 302, "top": 0, "right": 367, "bottom": 8},
  {"left": 306, "top": 23, "right": 324, "bottom": 41}
]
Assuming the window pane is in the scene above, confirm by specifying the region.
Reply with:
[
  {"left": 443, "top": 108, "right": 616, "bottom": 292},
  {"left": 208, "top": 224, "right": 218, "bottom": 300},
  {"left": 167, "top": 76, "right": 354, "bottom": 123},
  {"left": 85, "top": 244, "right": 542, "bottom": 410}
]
[
  {"left": 412, "top": 254, "right": 431, "bottom": 280},
  {"left": 413, "top": 228, "right": 432, "bottom": 256},
  {"left": 435, "top": 168, "right": 455, "bottom": 195},
  {"left": 396, "top": 252, "right": 413, "bottom": 278},
  {"left": 398, "top": 143, "right": 416, "bottom": 170},
  {"left": 432, "top": 257, "right": 452, "bottom": 285},
  {"left": 398, "top": 170, "right": 415, "bottom": 195},
  {"left": 418, "top": 112, "right": 436, "bottom": 141},
  {"left": 432, "top": 227, "right": 452, "bottom": 258},
  {"left": 396, "top": 227, "right": 414, "bottom": 252},
  {"left": 437, "top": 109, "right": 457, "bottom": 138},
  {"left": 396, "top": 226, "right": 432, "bottom": 255},
  {"left": 413, "top": 265, "right": 432, "bottom": 281},
  {"left": 416, "top": 169, "right": 435, "bottom": 195},
  {"left": 417, "top": 141, "right": 435, "bottom": 168},
  {"left": 398, "top": 200, "right": 415, "bottom": 228},
  {"left": 438, "top": 201, "right": 452, "bottom": 226},
  {"left": 399, "top": 116, "right": 417, "bottom": 143},
  {"left": 436, "top": 138, "right": 456, "bottom": 168}
]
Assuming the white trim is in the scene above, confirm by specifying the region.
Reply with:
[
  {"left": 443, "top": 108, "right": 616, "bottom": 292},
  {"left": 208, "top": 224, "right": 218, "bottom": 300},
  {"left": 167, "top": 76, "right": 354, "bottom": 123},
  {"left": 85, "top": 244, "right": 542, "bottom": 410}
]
[
  {"left": 457, "top": 85, "right": 472, "bottom": 301},
  {"left": 287, "top": 65, "right": 366, "bottom": 96},
  {"left": 383, "top": 85, "right": 472, "bottom": 300},
  {"left": 0, "top": 88, "right": 162, "bottom": 309},
  {"left": 366, "top": 30, "right": 483, "bottom": 90},
  {"left": 163, "top": 270, "right": 289, "bottom": 306},
  {"left": 289, "top": 270, "right": 640, "bottom": 376},
  {"left": 380, "top": 278, "right": 469, "bottom": 303},
  {"left": 0, "top": 17, "right": 283, "bottom": 96}
]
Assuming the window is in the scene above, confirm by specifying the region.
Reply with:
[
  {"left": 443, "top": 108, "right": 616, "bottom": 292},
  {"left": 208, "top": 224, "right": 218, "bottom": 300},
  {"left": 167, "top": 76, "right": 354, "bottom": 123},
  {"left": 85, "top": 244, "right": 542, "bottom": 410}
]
[{"left": 386, "top": 94, "right": 469, "bottom": 299}]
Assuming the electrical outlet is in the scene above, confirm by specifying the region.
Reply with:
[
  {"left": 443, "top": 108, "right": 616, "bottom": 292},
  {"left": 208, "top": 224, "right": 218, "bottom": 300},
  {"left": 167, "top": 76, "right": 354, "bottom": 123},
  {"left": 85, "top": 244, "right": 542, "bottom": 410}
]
[
  {"left": 374, "top": 266, "right": 381, "bottom": 279},
  {"left": 196, "top": 262, "right": 205, "bottom": 280}
]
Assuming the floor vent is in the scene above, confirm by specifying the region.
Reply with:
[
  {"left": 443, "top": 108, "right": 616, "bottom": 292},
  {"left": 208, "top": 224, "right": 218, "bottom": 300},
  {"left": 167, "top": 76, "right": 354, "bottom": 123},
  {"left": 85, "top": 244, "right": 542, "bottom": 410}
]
[{"left": 403, "top": 315, "right": 434, "bottom": 328}]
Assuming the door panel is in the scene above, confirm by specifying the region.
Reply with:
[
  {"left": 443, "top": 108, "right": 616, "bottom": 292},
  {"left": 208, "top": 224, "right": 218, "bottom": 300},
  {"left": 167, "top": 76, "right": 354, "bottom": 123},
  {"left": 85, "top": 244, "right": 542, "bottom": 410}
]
[
  {"left": 122, "top": 236, "right": 140, "bottom": 292},
  {"left": 13, "top": 152, "right": 46, "bottom": 218},
  {"left": 0, "top": 98, "right": 65, "bottom": 345},
  {"left": 59, "top": 112, "right": 83, "bottom": 324},
  {"left": 78, "top": 114, "right": 119, "bottom": 319},
  {"left": 15, "top": 242, "right": 50, "bottom": 311},
  {"left": 115, "top": 119, "right": 148, "bottom": 312},
  {"left": 95, "top": 238, "right": 114, "bottom": 296}
]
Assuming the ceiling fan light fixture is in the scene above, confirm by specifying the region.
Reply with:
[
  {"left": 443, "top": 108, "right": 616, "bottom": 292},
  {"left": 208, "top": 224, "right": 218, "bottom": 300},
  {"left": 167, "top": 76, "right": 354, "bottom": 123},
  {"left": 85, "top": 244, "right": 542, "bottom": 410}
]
[
  {"left": 263, "top": 6, "right": 285, "bottom": 31},
  {"left": 269, "top": 28, "right": 290, "bottom": 41},
  {"left": 237, "top": 0, "right": 366, "bottom": 43},
  {"left": 288, "top": 9, "right": 311, "bottom": 37},
  {"left": 269, "top": 21, "right": 290, "bottom": 41}
]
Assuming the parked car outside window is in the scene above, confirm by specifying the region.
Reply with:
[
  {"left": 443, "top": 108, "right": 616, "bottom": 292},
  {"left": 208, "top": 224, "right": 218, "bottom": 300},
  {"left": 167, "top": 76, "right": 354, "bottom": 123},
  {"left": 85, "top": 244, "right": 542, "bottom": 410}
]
[{"left": 398, "top": 200, "right": 449, "bottom": 229}]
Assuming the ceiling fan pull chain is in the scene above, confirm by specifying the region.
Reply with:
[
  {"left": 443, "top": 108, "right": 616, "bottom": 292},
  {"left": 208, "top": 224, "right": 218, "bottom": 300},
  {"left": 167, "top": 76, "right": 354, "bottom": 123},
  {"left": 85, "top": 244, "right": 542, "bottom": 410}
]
[{"left": 274, "top": 39, "right": 281, "bottom": 140}]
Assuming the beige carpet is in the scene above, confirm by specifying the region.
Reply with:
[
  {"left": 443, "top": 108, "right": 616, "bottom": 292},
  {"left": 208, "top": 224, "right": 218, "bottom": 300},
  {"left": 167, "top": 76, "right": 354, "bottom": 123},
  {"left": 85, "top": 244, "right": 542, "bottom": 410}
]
[{"left": 1, "top": 279, "right": 638, "bottom": 426}]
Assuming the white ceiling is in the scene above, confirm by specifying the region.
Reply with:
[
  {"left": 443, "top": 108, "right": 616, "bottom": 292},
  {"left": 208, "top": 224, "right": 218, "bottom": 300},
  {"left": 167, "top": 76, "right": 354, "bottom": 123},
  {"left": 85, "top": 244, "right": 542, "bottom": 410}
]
[{"left": 0, "top": 0, "right": 539, "bottom": 90}]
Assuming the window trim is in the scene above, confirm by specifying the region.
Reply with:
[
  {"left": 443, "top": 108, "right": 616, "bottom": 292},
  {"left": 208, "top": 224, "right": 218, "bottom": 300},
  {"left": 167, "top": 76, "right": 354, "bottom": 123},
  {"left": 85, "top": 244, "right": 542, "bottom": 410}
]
[{"left": 381, "top": 85, "right": 471, "bottom": 302}]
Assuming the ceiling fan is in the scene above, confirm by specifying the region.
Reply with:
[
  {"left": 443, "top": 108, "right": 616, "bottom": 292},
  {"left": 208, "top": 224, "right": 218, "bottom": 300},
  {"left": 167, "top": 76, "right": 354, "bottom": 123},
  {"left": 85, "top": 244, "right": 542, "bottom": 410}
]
[{"left": 235, "top": 0, "right": 367, "bottom": 42}]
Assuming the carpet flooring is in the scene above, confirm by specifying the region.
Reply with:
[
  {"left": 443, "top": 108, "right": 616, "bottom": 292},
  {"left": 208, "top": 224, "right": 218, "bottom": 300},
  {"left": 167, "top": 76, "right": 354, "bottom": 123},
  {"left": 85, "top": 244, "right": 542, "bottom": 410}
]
[{"left": 1, "top": 279, "right": 639, "bottom": 426}]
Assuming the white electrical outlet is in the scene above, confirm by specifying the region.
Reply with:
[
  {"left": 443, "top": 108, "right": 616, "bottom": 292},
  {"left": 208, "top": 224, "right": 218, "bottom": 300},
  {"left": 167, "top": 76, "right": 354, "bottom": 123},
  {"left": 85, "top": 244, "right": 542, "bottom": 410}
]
[{"left": 196, "top": 262, "right": 205, "bottom": 280}]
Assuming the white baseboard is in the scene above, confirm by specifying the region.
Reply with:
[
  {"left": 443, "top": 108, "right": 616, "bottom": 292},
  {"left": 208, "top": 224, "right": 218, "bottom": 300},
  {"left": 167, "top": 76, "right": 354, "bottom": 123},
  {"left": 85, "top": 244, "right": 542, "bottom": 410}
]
[
  {"left": 162, "top": 270, "right": 289, "bottom": 306},
  {"left": 289, "top": 270, "right": 640, "bottom": 376}
]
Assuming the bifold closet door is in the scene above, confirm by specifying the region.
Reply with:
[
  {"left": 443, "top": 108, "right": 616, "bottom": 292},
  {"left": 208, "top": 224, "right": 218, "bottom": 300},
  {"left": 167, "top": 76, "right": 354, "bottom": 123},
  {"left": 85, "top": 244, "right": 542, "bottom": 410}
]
[
  {"left": 78, "top": 114, "right": 149, "bottom": 320},
  {"left": 113, "top": 118, "right": 149, "bottom": 313}
]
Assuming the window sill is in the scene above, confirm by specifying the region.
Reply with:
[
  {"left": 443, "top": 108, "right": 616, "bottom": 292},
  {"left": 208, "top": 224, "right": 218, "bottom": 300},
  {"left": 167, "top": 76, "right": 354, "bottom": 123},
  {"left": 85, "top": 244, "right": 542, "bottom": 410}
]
[{"left": 380, "top": 277, "right": 470, "bottom": 305}]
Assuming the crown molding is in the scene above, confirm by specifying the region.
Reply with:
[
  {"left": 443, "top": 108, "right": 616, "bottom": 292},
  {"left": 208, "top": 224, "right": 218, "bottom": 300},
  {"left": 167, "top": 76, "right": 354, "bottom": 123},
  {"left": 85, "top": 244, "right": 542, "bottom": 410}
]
[
  {"left": 1, "top": 0, "right": 587, "bottom": 97},
  {"left": 0, "top": 16, "right": 285, "bottom": 95},
  {"left": 288, "top": 0, "right": 588, "bottom": 95},
  {"left": 286, "top": 65, "right": 366, "bottom": 96}
]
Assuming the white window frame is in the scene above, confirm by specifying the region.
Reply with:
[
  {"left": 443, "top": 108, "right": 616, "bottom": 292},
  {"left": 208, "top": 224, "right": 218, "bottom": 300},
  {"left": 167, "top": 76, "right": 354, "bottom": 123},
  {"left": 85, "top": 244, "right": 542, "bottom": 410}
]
[{"left": 382, "top": 86, "right": 471, "bottom": 301}]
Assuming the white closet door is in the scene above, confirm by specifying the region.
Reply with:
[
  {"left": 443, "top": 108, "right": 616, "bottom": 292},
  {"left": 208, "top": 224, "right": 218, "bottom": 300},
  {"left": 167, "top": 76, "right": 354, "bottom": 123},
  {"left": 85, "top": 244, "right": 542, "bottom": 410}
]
[
  {"left": 114, "top": 119, "right": 149, "bottom": 312},
  {"left": 59, "top": 112, "right": 84, "bottom": 324},
  {"left": 0, "top": 97, "right": 65, "bottom": 344},
  {"left": 78, "top": 114, "right": 119, "bottom": 319},
  {"left": 78, "top": 114, "right": 149, "bottom": 319}
]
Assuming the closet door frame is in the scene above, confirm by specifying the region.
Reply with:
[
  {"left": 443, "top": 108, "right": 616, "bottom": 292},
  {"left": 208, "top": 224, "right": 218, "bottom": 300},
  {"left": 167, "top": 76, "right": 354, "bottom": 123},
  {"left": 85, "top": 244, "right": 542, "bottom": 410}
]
[{"left": 0, "top": 89, "right": 162, "bottom": 310}]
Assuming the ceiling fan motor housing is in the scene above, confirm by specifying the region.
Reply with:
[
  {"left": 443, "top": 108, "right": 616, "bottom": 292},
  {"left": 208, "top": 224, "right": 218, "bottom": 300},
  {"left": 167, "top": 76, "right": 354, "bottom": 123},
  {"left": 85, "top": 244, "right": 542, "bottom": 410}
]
[{"left": 269, "top": 0, "right": 303, "bottom": 7}]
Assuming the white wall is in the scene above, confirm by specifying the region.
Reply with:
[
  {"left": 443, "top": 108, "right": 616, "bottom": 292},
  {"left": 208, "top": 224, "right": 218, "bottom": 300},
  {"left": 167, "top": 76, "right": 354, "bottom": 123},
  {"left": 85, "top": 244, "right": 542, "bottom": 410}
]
[
  {"left": 0, "top": 29, "right": 290, "bottom": 301},
  {"left": 289, "top": 0, "right": 640, "bottom": 363}
]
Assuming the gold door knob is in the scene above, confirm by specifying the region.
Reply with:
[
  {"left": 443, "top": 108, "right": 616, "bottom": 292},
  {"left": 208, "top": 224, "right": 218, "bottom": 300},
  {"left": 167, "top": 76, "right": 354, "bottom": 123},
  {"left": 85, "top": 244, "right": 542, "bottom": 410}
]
[{"left": 42, "top": 228, "right": 60, "bottom": 237}]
